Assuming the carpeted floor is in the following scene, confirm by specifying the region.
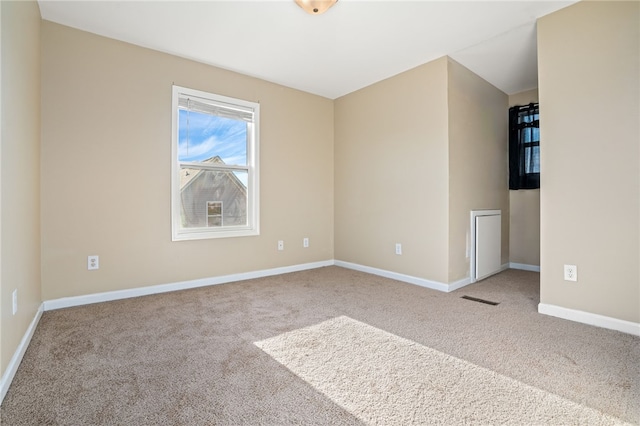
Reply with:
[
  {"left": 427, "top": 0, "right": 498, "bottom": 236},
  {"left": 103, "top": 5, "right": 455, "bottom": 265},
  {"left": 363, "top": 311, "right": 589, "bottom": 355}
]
[{"left": 1, "top": 267, "right": 638, "bottom": 425}]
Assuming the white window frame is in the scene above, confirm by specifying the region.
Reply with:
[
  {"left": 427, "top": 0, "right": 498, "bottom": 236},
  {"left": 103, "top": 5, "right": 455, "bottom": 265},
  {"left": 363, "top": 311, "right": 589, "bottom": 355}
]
[{"left": 172, "top": 85, "right": 260, "bottom": 241}]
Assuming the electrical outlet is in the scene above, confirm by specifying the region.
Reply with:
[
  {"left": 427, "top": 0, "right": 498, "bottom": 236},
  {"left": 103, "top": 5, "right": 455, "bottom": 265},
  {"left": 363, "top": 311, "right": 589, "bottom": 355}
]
[
  {"left": 88, "top": 255, "right": 99, "bottom": 270},
  {"left": 277, "top": 240, "right": 284, "bottom": 251},
  {"left": 303, "top": 237, "right": 309, "bottom": 248},
  {"left": 395, "top": 243, "right": 402, "bottom": 255},
  {"left": 564, "top": 264, "right": 577, "bottom": 281},
  {"left": 12, "top": 289, "right": 17, "bottom": 315}
]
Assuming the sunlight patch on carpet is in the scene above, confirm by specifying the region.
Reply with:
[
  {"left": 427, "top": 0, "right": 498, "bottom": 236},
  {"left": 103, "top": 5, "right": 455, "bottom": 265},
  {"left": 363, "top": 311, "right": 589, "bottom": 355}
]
[{"left": 255, "top": 316, "right": 627, "bottom": 425}]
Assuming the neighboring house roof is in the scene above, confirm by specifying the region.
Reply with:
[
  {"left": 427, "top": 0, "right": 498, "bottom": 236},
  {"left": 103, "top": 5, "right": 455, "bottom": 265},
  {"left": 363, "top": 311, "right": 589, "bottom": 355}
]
[
  {"left": 180, "top": 156, "right": 247, "bottom": 195},
  {"left": 179, "top": 156, "right": 248, "bottom": 228}
]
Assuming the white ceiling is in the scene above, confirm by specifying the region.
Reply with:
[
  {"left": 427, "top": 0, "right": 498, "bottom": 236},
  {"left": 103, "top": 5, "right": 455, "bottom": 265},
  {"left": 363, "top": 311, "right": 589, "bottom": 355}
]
[{"left": 37, "top": 0, "right": 577, "bottom": 99}]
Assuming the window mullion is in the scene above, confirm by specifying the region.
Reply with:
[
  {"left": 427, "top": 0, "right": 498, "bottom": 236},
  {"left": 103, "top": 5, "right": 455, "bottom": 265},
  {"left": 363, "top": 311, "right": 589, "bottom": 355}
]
[{"left": 179, "top": 162, "right": 249, "bottom": 172}]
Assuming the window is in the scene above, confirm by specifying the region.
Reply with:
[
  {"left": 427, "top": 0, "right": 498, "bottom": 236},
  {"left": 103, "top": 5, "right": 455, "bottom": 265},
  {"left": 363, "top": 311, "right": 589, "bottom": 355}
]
[
  {"left": 508, "top": 103, "right": 540, "bottom": 190},
  {"left": 172, "top": 86, "right": 259, "bottom": 240},
  {"left": 207, "top": 201, "right": 223, "bottom": 227}
]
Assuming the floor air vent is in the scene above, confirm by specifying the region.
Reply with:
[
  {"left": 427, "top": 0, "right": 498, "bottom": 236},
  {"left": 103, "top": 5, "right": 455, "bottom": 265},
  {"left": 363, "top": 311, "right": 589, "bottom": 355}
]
[{"left": 461, "top": 295, "right": 499, "bottom": 306}]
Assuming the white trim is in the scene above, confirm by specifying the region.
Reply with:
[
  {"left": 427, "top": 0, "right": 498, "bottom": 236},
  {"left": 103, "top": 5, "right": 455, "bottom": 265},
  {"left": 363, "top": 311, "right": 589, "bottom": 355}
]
[
  {"left": 509, "top": 262, "right": 540, "bottom": 272},
  {"left": 0, "top": 304, "right": 43, "bottom": 404},
  {"left": 44, "top": 260, "right": 333, "bottom": 311},
  {"left": 538, "top": 303, "right": 640, "bottom": 336},
  {"left": 463, "top": 262, "right": 509, "bottom": 284},
  {"left": 448, "top": 276, "right": 472, "bottom": 292},
  {"left": 470, "top": 209, "right": 502, "bottom": 283},
  {"left": 334, "top": 260, "right": 466, "bottom": 293},
  {"left": 171, "top": 85, "right": 260, "bottom": 241}
]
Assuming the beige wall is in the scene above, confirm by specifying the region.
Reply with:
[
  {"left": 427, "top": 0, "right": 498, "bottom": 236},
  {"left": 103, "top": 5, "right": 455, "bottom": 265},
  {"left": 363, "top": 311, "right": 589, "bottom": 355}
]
[
  {"left": 334, "top": 56, "right": 509, "bottom": 285},
  {"left": 334, "top": 57, "right": 450, "bottom": 283},
  {"left": 508, "top": 89, "right": 540, "bottom": 267},
  {"left": 1, "top": 1, "right": 42, "bottom": 375},
  {"left": 41, "top": 22, "right": 334, "bottom": 300},
  {"left": 538, "top": 1, "right": 639, "bottom": 322},
  {"left": 448, "top": 58, "right": 509, "bottom": 282}
]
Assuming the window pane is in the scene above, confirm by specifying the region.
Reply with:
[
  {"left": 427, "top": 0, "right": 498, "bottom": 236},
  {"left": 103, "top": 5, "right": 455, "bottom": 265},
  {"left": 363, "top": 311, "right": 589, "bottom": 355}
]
[
  {"left": 207, "top": 216, "right": 222, "bottom": 227},
  {"left": 178, "top": 109, "right": 247, "bottom": 165},
  {"left": 532, "top": 127, "right": 540, "bottom": 141},
  {"left": 524, "top": 146, "right": 540, "bottom": 174},
  {"left": 180, "top": 169, "right": 248, "bottom": 228},
  {"left": 532, "top": 146, "right": 540, "bottom": 173},
  {"left": 518, "top": 111, "right": 539, "bottom": 124},
  {"left": 207, "top": 201, "right": 222, "bottom": 216},
  {"left": 520, "top": 128, "right": 539, "bottom": 152}
]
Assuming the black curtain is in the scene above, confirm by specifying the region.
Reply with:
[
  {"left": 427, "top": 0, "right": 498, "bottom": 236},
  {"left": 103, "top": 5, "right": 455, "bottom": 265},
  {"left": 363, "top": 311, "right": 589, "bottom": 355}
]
[{"left": 509, "top": 103, "right": 540, "bottom": 190}]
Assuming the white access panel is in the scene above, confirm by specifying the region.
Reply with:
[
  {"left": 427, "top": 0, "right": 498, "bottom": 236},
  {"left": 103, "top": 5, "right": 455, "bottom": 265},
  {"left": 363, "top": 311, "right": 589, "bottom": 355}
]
[{"left": 475, "top": 213, "right": 502, "bottom": 281}]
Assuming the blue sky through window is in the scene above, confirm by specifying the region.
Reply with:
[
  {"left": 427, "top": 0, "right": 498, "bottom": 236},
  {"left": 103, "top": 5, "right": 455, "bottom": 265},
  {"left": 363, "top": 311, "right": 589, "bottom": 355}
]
[{"left": 178, "top": 109, "right": 247, "bottom": 165}]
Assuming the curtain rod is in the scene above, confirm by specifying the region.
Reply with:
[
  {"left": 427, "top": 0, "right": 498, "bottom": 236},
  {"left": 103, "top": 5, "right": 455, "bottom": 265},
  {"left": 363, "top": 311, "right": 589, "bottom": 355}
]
[{"left": 511, "top": 103, "right": 539, "bottom": 110}]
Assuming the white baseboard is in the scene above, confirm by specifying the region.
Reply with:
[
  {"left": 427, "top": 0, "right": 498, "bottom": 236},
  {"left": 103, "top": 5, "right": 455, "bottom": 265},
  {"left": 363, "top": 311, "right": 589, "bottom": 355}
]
[
  {"left": 448, "top": 276, "right": 472, "bottom": 292},
  {"left": 0, "top": 303, "right": 43, "bottom": 404},
  {"left": 1, "top": 261, "right": 331, "bottom": 404},
  {"left": 334, "top": 260, "right": 469, "bottom": 293},
  {"left": 41, "top": 259, "right": 521, "bottom": 312},
  {"left": 538, "top": 303, "right": 640, "bottom": 336},
  {"left": 44, "top": 260, "right": 334, "bottom": 311},
  {"left": 509, "top": 262, "right": 541, "bottom": 272}
]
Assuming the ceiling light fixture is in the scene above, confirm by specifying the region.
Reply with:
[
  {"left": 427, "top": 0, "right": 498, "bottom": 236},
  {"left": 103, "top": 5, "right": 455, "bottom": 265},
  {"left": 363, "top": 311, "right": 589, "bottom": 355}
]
[{"left": 294, "top": 0, "right": 338, "bottom": 15}]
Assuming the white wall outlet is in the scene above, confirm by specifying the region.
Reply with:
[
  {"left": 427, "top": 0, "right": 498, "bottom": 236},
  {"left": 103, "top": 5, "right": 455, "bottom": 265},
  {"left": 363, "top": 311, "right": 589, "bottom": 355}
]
[
  {"left": 564, "top": 264, "right": 577, "bottom": 281},
  {"left": 88, "top": 255, "right": 99, "bottom": 270},
  {"left": 303, "top": 237, "right": 309, "bottom": 248},
  {"left": 12, "top": 289, "right": 18, "bottom": 315},
  {"left": 277, "top": 240, "right": 284, "bottom": 251},
  {"left": 395, "top": 243, "right": 402, "bottom": 255}
]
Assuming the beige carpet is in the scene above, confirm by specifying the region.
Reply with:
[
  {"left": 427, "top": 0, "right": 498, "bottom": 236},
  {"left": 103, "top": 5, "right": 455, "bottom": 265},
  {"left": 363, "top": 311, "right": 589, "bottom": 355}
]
[
  {"left": 256, "top": 316, "right": 629, "bottom": 425},
  {"left": 1, "top": 267, "right": 639, "bottom": 425}
]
